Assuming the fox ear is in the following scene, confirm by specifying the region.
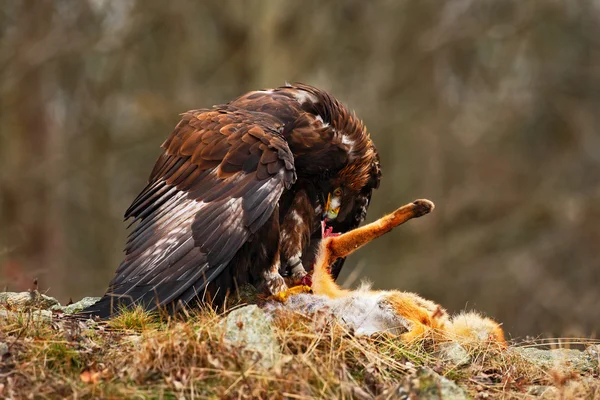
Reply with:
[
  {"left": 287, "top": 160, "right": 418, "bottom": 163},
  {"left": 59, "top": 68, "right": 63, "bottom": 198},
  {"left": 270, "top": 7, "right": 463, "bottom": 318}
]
[{"left": 448, "top": 311, "right": 506, "bottom": 347}]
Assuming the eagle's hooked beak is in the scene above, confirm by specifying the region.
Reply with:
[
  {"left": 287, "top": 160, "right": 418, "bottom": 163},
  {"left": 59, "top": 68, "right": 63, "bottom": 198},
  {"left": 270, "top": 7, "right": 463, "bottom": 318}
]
[{"left": 324, "top": 192, "right": 341, "bottom": 221}]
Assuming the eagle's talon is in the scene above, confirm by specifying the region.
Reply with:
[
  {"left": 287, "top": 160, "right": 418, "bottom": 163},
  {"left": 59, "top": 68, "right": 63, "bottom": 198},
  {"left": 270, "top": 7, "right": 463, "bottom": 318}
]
[
  {"left": 267, "top": 285, "right": 312, "bottom": 303},
  {"left": 263, "top": 270, "right": 288, "bottom": 297}
]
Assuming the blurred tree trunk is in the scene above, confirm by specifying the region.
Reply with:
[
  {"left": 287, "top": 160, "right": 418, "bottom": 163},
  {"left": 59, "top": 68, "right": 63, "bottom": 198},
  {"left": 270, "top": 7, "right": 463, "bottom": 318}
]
[{"left": 0, "top": 0, "right": 65, "bottom": 292}]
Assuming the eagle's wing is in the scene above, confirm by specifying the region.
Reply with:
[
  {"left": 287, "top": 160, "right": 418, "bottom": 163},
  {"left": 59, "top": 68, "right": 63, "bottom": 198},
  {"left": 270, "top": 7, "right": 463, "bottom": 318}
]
[{"left": 83, "top": 107, "right": 296, "bottom": 316}]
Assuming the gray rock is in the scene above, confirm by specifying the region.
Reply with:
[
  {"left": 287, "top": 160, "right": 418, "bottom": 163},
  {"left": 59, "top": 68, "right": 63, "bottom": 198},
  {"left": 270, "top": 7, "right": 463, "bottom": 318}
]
[
  {"left": 220, "top": 305, "right": 282, "bottom": 369},
  {"left": 512, "top": 347, "right": 597, "bottom": 372},
  {"left": 32, "top": 309, "right": 53, "bottom": 322},
  {"left": 0, "top": 342, "right": 8, "bottom": 357},
  {"left": 413, "top": 368, "right": 470, "bottom": 400},
  {"left": 586, "top": 344, "right": 600, "bottom": 367},
  {"left": 51, "top": 297, "right": 101, "bottom": 314},
  {"left": 0, "top": 308, "right": 52, "bottom": 323},
  {"left": 0, "top": 291, "right": 60, "bottom": 310},
  {"left": 527, "top": 385, "right": 559, "bottom": 397},
  {"left": 437, "top": 342, "right": 471, "bottom": 367}
]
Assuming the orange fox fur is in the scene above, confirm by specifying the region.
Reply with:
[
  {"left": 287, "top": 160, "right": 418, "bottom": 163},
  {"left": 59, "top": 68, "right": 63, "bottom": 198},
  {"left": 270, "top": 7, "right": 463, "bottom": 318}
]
[{"left": 283, "top": 199, "right": 506, "bottom": 346}]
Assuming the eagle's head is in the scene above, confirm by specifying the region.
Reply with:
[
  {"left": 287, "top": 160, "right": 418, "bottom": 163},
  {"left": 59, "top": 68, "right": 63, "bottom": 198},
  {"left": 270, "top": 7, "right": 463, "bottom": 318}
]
[
  {"left": 231, "top": 82, "right": 382, "bottom": 225},
  {"left": 321, "top": 150, "right": 380, "bottom": 224},
  {"left": 286, "top": 84, "right": 381, "bottom": 225}
]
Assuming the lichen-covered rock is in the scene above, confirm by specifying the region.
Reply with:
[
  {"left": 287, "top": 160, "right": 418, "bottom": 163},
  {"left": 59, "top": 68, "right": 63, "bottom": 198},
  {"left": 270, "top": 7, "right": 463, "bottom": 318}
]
[
  {"left": 411, "top": 368, "right": 470, "bottom": 400},
  {"left": 585, "top": 344, "right": 600, "bottom": 367},
  {"left": 0, "top": 291, "right": 60, "bottom": 310},
  {"left": 51, "top": 297, "right": 101, "bottom": 314},
  {"left": 0, "top": 342, "right": 8, "bottom": 357},
  {"left": 220, "top": 305, "right": 282, "bottom": 369},
  {"left": 437, "top": 342, "right": 471, "bottom": 367},
  {"left": 512, "top": 347, "right": 597, "bottom": 373},
  {"left": 0, "top": 308, "right": 52, "bottom": 322},
  {"left": 0, "top": 292, "right": 102, "bottom": 316},
  {"left": 527, "top": 377, "right": 600, "bottom": 399},
  {"left": 527, "top": 385, "right": 559, "bottom": 397}
]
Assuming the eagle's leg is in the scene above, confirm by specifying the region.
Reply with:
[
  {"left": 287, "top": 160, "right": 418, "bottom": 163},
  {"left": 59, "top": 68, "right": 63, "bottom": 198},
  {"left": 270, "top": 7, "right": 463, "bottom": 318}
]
[
  {"left": 257, "top": 205, "right": 290, "bottom": 297},
  {"left": 262, "top": 252, "right": 288, "bottom": 297},
  {"left": 280, "top": 189, "right": 317, "bottom": 284}
]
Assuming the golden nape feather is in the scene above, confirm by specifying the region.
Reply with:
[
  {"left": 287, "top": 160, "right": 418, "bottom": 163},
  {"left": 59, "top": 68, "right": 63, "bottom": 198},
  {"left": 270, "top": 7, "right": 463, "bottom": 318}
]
[{"left": 267, "top": 199, "right": 506, "bottom": 347}]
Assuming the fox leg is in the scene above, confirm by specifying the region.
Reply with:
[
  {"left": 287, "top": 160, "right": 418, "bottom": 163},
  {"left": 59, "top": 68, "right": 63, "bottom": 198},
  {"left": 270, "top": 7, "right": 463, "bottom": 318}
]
[
  {"left": 311, "top": 199, "right": 434, "bottom": 298},
  {"left": 323, "top": 199, "right": 434, "bottom": 265}
]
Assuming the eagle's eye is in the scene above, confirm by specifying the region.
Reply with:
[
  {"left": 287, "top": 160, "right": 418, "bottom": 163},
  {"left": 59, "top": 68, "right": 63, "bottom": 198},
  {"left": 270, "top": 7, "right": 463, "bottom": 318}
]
[{"left": 324, "top": 188, "right": 343, "bottom": 220}]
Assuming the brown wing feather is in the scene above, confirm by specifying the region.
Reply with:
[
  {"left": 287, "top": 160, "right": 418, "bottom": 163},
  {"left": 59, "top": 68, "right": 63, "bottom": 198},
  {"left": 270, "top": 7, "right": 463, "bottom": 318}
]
[{"left": 82, "top": 107, "right": 295, "bottom": 317}]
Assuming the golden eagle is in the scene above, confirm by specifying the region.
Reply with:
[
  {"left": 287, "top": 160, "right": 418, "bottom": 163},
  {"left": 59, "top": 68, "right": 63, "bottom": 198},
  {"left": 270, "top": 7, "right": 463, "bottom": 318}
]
[{"left": 83, "top": 83, "right": 381, "bottom": 318}]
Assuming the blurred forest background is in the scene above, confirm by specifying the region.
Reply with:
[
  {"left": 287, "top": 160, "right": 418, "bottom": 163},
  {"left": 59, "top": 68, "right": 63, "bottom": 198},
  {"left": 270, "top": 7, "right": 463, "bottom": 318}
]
[{"left": 1, "top": 0, "right": 600, "bottom": 339}]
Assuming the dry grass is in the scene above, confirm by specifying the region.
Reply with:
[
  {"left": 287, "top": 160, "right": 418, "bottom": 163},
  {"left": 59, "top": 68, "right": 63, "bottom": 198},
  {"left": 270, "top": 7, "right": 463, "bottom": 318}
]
[{"left": 0, "top": 306, "right": 598, "bottom": 399}]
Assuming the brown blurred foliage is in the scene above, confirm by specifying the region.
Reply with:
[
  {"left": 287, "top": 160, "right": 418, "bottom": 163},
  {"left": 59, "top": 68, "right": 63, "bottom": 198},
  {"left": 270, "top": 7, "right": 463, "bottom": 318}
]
[{"left": 1, "top": 0, "right": 599, "bottom": 339}]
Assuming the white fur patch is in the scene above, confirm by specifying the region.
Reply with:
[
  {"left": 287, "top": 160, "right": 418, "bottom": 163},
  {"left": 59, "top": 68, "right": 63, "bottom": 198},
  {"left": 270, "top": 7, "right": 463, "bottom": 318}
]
[{"left": 266, "top": 289, "right": 412, "bottom": 336}]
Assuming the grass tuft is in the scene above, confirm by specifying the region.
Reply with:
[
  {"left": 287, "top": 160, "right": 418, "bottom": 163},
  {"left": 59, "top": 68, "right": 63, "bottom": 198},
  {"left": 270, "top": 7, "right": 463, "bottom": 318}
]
[{"left": 107, "top": 305, "right": 161, "bottom": 332}]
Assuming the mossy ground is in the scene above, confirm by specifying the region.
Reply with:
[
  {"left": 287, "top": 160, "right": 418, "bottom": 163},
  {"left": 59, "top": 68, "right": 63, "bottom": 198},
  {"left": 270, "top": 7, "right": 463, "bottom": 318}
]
[{"left": 0, "top": 304, "right": 598, "bottom": 399}]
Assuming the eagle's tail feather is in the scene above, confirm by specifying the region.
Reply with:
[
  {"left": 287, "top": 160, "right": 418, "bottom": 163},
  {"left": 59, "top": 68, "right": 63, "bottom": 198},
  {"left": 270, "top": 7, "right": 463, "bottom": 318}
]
[{"left": 77, "top": 263, "right": 228, "bottom": 319}]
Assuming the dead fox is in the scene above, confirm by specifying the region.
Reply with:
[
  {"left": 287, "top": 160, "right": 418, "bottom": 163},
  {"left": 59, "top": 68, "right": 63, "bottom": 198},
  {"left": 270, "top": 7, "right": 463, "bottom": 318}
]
[{"left": 269, "top": 199, "right": 506, "bottom": 346}]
